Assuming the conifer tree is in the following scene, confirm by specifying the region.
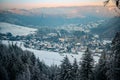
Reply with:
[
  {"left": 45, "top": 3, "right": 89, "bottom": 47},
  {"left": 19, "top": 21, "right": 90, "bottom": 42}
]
[
  {"left": 72, "top": 58, "right": 79, "bottom": 80},
  {"left": 107, "top": 32, "right": 120, "bottom": 80},
  {"left": 80, "top": 48, "right": 94, "bottom": 80},
  {"left": 60, "top": 56, "right": 74, "bottom": 80},
  {"left": 95, "top": 50, "right": 107, "bottom": 80}
]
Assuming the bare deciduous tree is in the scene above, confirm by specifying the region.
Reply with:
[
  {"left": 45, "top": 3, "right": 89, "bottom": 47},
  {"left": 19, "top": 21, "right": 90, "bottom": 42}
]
[{"left": 104, "top": 0, "right": 120, "bottom": 9}]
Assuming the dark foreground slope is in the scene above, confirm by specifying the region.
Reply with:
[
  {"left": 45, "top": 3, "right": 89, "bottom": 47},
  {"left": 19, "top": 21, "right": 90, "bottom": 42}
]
[{"left": 0, "top": 43, "right": 52, "bottom": 80}]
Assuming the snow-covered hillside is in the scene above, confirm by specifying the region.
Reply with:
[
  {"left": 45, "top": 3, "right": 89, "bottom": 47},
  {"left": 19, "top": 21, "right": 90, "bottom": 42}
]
[
  {"left": 1, "top": 40, "right": 100, "bottom": 66},
  {"left": 0, "top": 22, "right": 37, "bottom": 36}
]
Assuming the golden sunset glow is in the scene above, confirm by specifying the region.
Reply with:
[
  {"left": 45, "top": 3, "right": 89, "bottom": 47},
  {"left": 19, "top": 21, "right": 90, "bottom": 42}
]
[{"left": 0, "top": 2, "right": 103, "bottom": 9}]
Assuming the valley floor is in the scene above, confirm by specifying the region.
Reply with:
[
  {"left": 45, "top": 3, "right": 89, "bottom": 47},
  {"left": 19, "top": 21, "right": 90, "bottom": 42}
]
[{"left": 1, "top": 40, "right": 100, "bottom": 66}]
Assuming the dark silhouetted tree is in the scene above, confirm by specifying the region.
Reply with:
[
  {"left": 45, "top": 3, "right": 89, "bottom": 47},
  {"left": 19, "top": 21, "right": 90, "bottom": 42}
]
[
  {"left": 107, "top": 32, "right": 120, "bottom": 80},
  {"left": 80, "top": 48, "right": 94, "bottom": 80},
  {"left": 60, "top": 56, "right": 74, "bottom": 80},
  {"left": 94, "top": 50, "right": 108, "bottom": 80}
]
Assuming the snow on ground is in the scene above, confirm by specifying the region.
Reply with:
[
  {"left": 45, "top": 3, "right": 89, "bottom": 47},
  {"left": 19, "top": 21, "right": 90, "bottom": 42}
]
[
  {"left": 0, "top": 22, "right": 37, "bottom": 36},
  {"left": 103, "top": 40, "right": 112, "bottom": 45},
  {"left": 1, "top": 40, "right": 100, "bottom": 66}
]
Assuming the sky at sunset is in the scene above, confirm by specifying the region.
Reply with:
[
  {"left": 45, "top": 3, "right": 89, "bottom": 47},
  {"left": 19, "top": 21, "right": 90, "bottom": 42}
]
[
  {"left": 0, "top": 0, "right": 104, "bottom": 3},
  {"left": 0, "top": 0, "right": 109, "bottom": 9}
]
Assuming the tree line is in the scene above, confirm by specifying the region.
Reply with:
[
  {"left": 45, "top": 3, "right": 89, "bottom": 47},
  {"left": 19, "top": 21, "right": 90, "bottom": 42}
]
[{"left": 0, "top": 32, "right": 120, "bottom": 80}]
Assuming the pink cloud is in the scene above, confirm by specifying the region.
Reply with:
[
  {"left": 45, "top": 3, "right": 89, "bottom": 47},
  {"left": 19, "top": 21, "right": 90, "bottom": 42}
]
[{"left": 0, "top": 2, "right": 103, "bottom": 9}]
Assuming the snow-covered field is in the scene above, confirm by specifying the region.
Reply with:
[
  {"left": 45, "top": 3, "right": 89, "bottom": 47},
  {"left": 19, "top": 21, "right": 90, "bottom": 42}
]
[
  {"left": 1, "top": 40, "right": 100, "bottom": 66},
  {"left": 0, "top": 22, "right": 37, "bottom": 36}
]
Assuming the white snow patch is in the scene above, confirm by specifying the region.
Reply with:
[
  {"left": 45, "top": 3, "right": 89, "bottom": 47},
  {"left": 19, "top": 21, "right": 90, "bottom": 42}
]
[
  {"left": 103, "top": 40, "right": 111, "bottom": 45},
  {"left": 1, "top": 40, "right": 100, "bottom": 66},
  {"left": 0, "top": 22, "right": 37, "bottom": 36}
]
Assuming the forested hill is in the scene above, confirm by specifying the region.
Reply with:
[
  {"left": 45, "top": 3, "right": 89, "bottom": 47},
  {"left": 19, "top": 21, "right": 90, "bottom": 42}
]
[
  {"left": 0, "top": 43, "right": 52, "bottom": 80},
  {"left": 0, "top": 6, "right": 116, "bottom": 27},
  {"left": 91, "top": 17, "right": 120, "bottom": 38},
  {"left": 0, "top": 11, "right": 103, "bottom": 27}
]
